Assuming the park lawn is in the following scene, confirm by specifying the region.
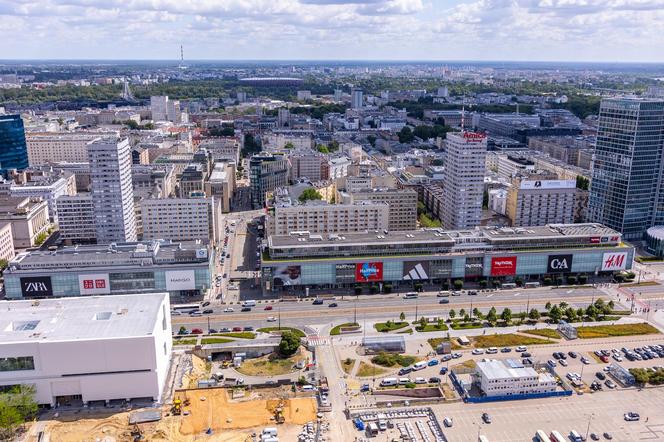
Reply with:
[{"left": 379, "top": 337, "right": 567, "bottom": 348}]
[
  {"left": 519, "top": 328, "right": 561, "bottom": 339},
  {"left": 236, "top": 351, "right": 305, "bottom": 376},
  {"left": 472, "top": 333, "right": 552, "bottom": 348},
  {"left": 576, "top": 323, "right": 660, "bottom": 339},
  {"left": 450, "top": 321, "right": 483, "bottom": 330},
  {"left": 356, "top": 362, "right": 389, "bottom": 377},
  {"left": 620, "top": 281, "right": 659, "bottom": 287},
  {"left": 257, "top": 327, "right": 306, "bottom": 338},
  {"left": 341, "top": 358, "right": 355, "bottom": 374},
  {"left": 451, "top": 359, "right": 477, "bottom": 371},
  {"left": 216, "top": 332, "right": 256, "bottom": 339},
  {"left": 330, "top": 322, "right": 359, "bottom": 336},
  {"left": 201, "top": 337, "right": 234, "bottom": 345},
  {"left": 374, "top": 321, "right": 409, "bottom": 332},
  {"left": 397, "top": 328, "right": 414, "bottom": 334},
  {"left": 416, "top": 323, "right": 449, "bottom": 332},
  {"left": 173, "top": 338, "right": 197, "bottom": 346}
]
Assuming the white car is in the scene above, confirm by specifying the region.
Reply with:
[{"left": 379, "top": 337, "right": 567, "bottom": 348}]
[
  {"left": 515, "top": 346, "right": 527, "bottom": 353},
  {"left": 472, "top": 349, "right": 485, "bottom": 355},
  {"left": 266, "top": 316, "right": 277, "bottom": 322},
  {"left": 559, "top": 359, "right": 568, "bottom": 367},
  {"left": 223, "top": 307, "right": 234, "bottom": 313},
  {"left": 414, "top": 377, "right": 427, "bottom": 384},
  {"left": 486, "top": 347, "right": 498, "bottom": 354}
]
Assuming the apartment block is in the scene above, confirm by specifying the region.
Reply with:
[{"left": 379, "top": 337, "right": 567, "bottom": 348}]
[
  {"left": 338, "top": 188, "right": 418, "bottom": 231},
  {"left": 56, "top": 194, "right": 97, "bottom": 244},
  {"left": 505, "top": 173, "right": 576, "bottom": 227},
  {"left": 25, "top": 133, "right": 99, "bottom": 165},
  {"left": 141, "top": 197, "right": 219, "bottom": 243}
]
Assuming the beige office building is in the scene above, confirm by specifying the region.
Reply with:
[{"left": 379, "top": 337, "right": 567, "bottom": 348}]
[
  {"left": 338, "top": 188, "right": 417, "bottom": 231},
  {"left": 141, "top": 197, "right": 219, "bottom": 243},
  {"left": 56, "top": 194, "right": 96, "bottom": 244},
  {"left": 506, "top": 174, "right": 576, "bottom": 227},
  {"left": 26, "top": 133, "right": 99, "bottom": 165},
  {"left": 0, "top": 222, "right": 15, "bottom": 262},
  {"left": 205, "top": 162, "right": 236, "bottom": 213},
  {"left": 0, "top": 196, "right": 50, "bottom": 249}
]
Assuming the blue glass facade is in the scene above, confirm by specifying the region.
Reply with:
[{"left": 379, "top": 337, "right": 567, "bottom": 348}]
[{"left": 0, "top": 114, "right": 29, "bottom": 177}]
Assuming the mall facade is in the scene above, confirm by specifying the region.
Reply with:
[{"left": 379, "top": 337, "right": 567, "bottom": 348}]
[{"left": 260, "top": 223, "right": 634, "bottom": 295}]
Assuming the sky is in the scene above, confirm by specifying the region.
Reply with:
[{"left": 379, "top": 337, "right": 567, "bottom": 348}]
[{"left": 1, "top": 0, "right": 663, "bottom": 62}]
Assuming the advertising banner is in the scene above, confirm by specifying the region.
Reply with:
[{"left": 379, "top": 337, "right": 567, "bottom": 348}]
[
  {"left": 355, "top": 262, "right": 383, "bottom": 282},
  {"left": 547, "top": 254, "right": 573, "bottom": 273},
  {"left": 20, "top": 276, "right": 53, "bottom": 297},
  {"left": 335, "top": 264, "right": 356, "bottom": 284},
  {"left": 601, "top": 252, "right": 628, "bottom": 271},
  {"left": 490, "top": 256, "right": 517, "bottom": 276},
  {"left": 272, "top": 265, "right": 302, "bottom": 287},
  {"left": 520, "top": 180, "right": 575, "bottom": 190},
  {"left": 165, "top": 270, "right": 196, "bottom": 291},
  {"left": 464, "top": 257, "right": 484, "bottom": 278},
  {"left": 402, "top": 261, "right": 430, "bottom": 280},
  {"left": 430, "top": 260, "right": 453, "bottom": 278},
  {"left": 78, "top": 274, "right": 111, "bottom": 295}
]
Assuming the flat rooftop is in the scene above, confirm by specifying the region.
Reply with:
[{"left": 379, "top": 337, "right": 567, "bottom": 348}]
[
  {"left": 0, "top": 293, "right": 167, "bottom": 343},
  {"left": 476, "top": 359, "right": 537, "bottom": 380}
]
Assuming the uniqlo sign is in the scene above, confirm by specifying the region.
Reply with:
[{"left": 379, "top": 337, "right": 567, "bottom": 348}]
[
  {"left": 78, "top": 274, "right": 111, "bottom": 295},
  {"left": 601, "top": 252, "right": 628, "bottom": 271},
  {"left": 490, "top": 256, "right": 517, "bottom": 276}
]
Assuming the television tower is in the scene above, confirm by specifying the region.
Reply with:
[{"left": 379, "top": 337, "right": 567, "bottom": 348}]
[{"left": 178, "top": 45, "right": 187, "bottom": 70}]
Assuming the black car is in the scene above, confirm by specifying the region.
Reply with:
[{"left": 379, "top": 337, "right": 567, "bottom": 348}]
[
  {"left": 312, "top": 298, "right": 324, "bottom": 305},
  {"left": 243, "top": 326, "right": 254, "bottom": 331},
  {"left": 328, "top": 302, "right": 338, "bottom": 308},
  {"left": 399, "top": 367, "right": 413, "bottom": 375},
  {"left": 208, "top": 328, "right": 218, "bottom": 334},
  {"left": 468, "top": 291, "right": 478, "bottom": 296},
  {"left": 521, "top": 352, "right": 532, "bottom": 358},
  {"left": 596, "top": 372, "right": 606, "bottom": 380},
  {"left": 429, "top": 377, "right": 441, "bottom": 383},
  {"left": 241, "top": 307, "right": 252, "bottom": 312},
  {"left": 202, "top": 309, "right": 214, "bottom": 314},
  {"left": 482, "top": 413, "right": 491, "bottom": 424},
  {"left": 568, "top": 351, "right": 578, "bottom": 358},
  {"left": 553, "top": 352, "right": 561, "bottom": 359},
  {"left": 500, "top": 347, "right": 512, "bottom": 353},
  {"left": 201, "top": 301, "right": 211, "bottom": 307}
]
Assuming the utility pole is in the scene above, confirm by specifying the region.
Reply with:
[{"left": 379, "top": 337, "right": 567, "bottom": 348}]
[{"left": 585, "top": 413, "right": 594, "bottom": 440}]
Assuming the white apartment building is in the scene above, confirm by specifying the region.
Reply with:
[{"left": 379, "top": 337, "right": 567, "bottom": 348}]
[
  {"left": 56, "top": 194, "right": 96, "bottom": 243},
  {"left": 297, "top": 90, "right": 312, "bottom": 101},
  {"left": 7, "top": 176, "right": 76, "bottom": 224},
  {"left": 0, "top": 222, "right": 15, "bottom": 262},
  {"left": 475, "top": 359, "right": 557, "bottom": 397},
  {"left": 339, "top": 188, "right": 418, "bottom": 231},
  {"left": 150, "top": 96, "right": 169, "bottom": 122},
  {"left": 267, "top": 200, "right": 389, "bottom": 236},
  {"left": 441, "top": 132, "right": 487, "bottom": 230},
  {"left": 506, "top": 174, "right": 576, "bottom": 227},
  {"left": 141, "top": 197, "right": 219, "bottom": 243},
  {"left": 488, "top": 188, "right": 508, "bottom": 215},
  {"left": 25, "top": 133, "right": 99, "bottom": 165},
  {"left": 264, "top": 132, "right": 313, "bottom": 150},
  {"left": 0, "top": 293, "right": 172, "bottom": 407},
  {"left": 167, "top": 100, "right": 182, "bottom": 124},
  {"left": 89, "top": 137, "right": 137, "bottom": 243},
  {"left": 324, "top": 157, "right": 350, "bottom": 180},
  {"left": 198, "top": 138, "right": 241, "bottom": 164}
]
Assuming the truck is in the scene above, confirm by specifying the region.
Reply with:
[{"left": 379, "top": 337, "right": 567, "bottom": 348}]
[
  {"left": 366, "top": 422, "right": 379, "bottom": 437},
  {"left": 242, "top": 300, "right": 257, "bottom": 307},
  {"left": 319, "top": 377, "right": 329, "bottom": 394},
  {"left": 380, "top": 378, "right": 398, "bottom": 387}
]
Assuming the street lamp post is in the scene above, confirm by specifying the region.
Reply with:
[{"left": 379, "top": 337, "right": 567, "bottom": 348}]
[{"left": 585, "top": 413, "right": 595, "bottom": 440}]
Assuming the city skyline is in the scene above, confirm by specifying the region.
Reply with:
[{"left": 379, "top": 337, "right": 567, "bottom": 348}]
[{"left": 1, "top": 0, "right": 663, "bottom": 62}]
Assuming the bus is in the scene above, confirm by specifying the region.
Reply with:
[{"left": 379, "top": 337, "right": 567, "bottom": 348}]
[
  {"left": 501, "top": 283, "right": 517, "bottom": 289},
  {"left": 403, "top": 292, "right": 419, "bottom": 299},
  {"left": 535, "top": 430, "right": 551, "bottom": 442},
  {"left": 549, "top": 431, "right": 565, "bottom": 442},
  {"left": 171, "top": 303, "right": 200, "bottom": 314},
  {"left": 525, "top": 281, "right": 541, "bottom": 288}
]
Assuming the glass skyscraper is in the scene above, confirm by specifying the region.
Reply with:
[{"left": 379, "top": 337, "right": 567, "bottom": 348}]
[
  {"left": 0, "top": 114, "right": 29, "bottom": 177},
  {"left": 588, "top": 98, "right": 664, "bottom": 240}
]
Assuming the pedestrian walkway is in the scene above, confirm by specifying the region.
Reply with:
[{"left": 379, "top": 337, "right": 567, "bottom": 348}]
[{"left": 307, "top": 335, "right": 330, "bottom": 346}]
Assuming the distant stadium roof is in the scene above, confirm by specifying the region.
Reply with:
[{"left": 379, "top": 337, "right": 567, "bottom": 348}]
[{"left": 239, "top": 77, "right": 304, "bottom": 84}]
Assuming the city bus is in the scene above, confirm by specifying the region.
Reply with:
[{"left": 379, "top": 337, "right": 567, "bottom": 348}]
[
  {"left": 403, "top": 292, "right": 419, "bottom": 299},
  {"left": 535, "top": 430, "right": 551, "bottom": 442},
  {"left": 171, "top": 303, "right": 200, "bottom": 314}
]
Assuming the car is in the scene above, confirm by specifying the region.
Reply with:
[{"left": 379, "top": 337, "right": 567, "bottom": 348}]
[
  {"left": 189, "top": 310, "right": 202, "bottom": 316},
  {"left": 441, "top": 354, "right": 453, "bottom": 362},
  {"left": 601, "top": 349, "right": 611, "bottom": 357},
  {"left": 329, "top": 303, "right": 338, "bottom": 308},
  {"left": 241, "top": 307, "right": 252, "bottom": 312},
  {"left": 264, "top": 305, "right": 273, "bottom": 311},
  {"left": 624, "top": 412, "right": 640, "bottom": 421},
  {"left": 596, "top": 372, "right": 606, "bottom": 380},
  {"left": 232, "top": 326, "right": 242, "bottom": 332},
  {"left": 613, "top": 354, "right": 623, "bottom": 362},
  {"left": 171, "top": 310, "right": 182, "bottom": 316},
  {"left": 486, "top": 347, "right": 498, "bottom": 354},
  {"left": 223, "top": 273, "right": 228, "bottom": 278},
  {"left": 600, "top": 355, "right": 609, "bottom": 363},
  {"left": 468, "top": 291, "right": 478, "bottom": 296},
  {"left": 427, "top": 359, "right": 439, "bottom": 366},
  {"left": 202, "top": 309, "right": 214, "bottom": 314},
  {"left": 605, "top": 379, "right": 616, "bottom": 389},
  {"left": 603, "top": 432, "right": 613, "bottom": 440},
  {"left": 500, "top": 347, "right": 512, "bottom": 353},
  {"left": 521, "top": 352, "right": 532, "bottom": 358},
  {"left": 312, "top": 298, "right": 324, "bottom": 305},
  {"left": 398, "top": 367, "right": 413, "bottom": 375},
  {"left": 266, "top": 316, "right": 277, "bottom": 322},
  {"left": 220, "top": 327, "right": 231, "bottom": 333},
  {"left": 515, "top": 346, "right": 527, "bottom": 352},
  {"left": 439, "top": 367, "right": 449, "bottom": 375},
  {"left": 437, "top": 291, "right": 450, "bottom": 297},
  {"left": 553, "top": 352, "right": 562, "bottom": 360},
  {"left": 429, "top": 377, "right": 441, "bottom": 383},
  {"left": 482, "top": 413, "right": 491, "bottom": 424},
  {"left": 360, "top": 384, "right": 370, "bottom": 392},
  {"left": 590, "top": 433, "right": 600, "bottom": 441},
  {"left": 243, "top": 326, "right": 254, "bottom": 331},
  {"left": 443, "top": 417, "right": 453, "bottom": 428},
  {"left": 191, "top": 328, "right": 203, "bottom": 334},
  {"left": 208, "top": 328, "right": 218, "bottom": 334},
  {"left": 581, "top": 357, "right": 590, "bottom": 365},
  {"left": 452, "top": 353, "right": 462, "bottom": 359},
  {"left": 451, "top": 291, "right": 462, "bottom": 296},
  {"left": 472, "top": 349, "right": 485, "bottom": 355},
  {"left": 223, "top": 307, "right": 234, "bottom": 313},
  {"left": 547, "top": 359, "right": 557, "bottom": 367},
  {"left": 559, "top": 359, "right": 568, "bottom": 367},
  {"left": 439, "top": 299, "right": 450, "bottom": 304},
  {"left": 201, "top": 301, "right": 211, "bottom": 307},
  {"left": 414, "top": 377, "right": 427, "bottom": 384},
  {"left": 568, "top": 351, "right": 578, "bottom": 358},
  {"left": 177, "top": 328, "right": 189, "bottom": 335}
]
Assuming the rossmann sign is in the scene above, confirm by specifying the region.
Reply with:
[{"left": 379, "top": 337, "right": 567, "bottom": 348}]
[
  {"left": 490, "top": 256, "right": 517, "bottom": 276},
  {"left": 601, "top": 252, "right": 629, "bottom": 271}
]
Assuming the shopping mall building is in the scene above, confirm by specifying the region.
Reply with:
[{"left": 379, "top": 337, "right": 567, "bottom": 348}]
[{"left": 260, "top": 223, "right": 634, "bottom": 295}]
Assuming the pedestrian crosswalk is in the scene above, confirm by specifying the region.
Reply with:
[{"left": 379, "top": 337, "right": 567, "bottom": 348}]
[{"left": 307, "top": 335, "right": 330, "bottom": 346}]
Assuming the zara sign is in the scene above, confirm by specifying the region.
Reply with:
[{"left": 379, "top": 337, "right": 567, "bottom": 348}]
[{"left": 20, "top": 276, "right": 53, "bottom": 297}]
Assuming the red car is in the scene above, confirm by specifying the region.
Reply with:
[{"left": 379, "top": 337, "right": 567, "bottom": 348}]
[
  {"left": 600, "top": 355, "right": 609, "bottom": 363},
  {"left": 232, "top": 326, "right": 242, "bottom": 332},
  {"left": 191, "top": 328, "right": 203, "bottom": 334},
  {"left": 264, "top": 305, "right": 273, "bottom": 311}
]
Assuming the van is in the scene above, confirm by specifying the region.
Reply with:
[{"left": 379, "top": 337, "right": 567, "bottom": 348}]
[
  {"left": 398, "top": 377, "right": 411, "bottom": 385},
  {"left": 301, "top": 385, "right": 316, "bottom": 392},
  {"left": 525, "top": 282, "right": 540, "bottom": 288},
  {"left": 570, "top": 430, "right": 582, "bottom": 442},
  {"left": 403, "top": 292, "right": 419, "bottom": 299},
  {"left": 380, "top": 378, "right": 398, "bottom": 387},
  {"left": 502, "top": 283, "right": 517, "bottom": 289},
  {"left": 262, "top": 427, "right": 278, "bottom": 437},
  {"left": 367, "top": 422, "right": 379, "bottom": 437},
  {"left": 242, "top": 300, "right": 257, "bottom": 307},
  {"left": 443, "top": 417, "right": 453, "bottom": 427},
  {"left": 437, "top": 291, "right": 450, "bottom": 297},
  {"left": 412, "top": 361, "right": 427, "bottom": 371}
]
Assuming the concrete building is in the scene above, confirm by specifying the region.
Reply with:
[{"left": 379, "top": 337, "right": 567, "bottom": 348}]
[
  {"left": 488, "top": 188, "right": 508, "bottom": 215},
  {"left": 5, "top": 175, "right": 76, "bottom": 223},
  {"left": 55, "top": 194, "right": 96, "bottom": 244},
  {"left": 0, "top": 293, "right": 172, "bottom": 406},
  {"left": 132, "top": 165, "right": 176, "bottom": 199},
  {"left": 297, "top": 90, "right": 312, "bottom": 101},
  {"left": 528, "top": 136, "right": 594, "bottom": 169},
  {"left": 0, "top": 222, "right": 15, "bottom": 262},
  {"left": 25, "top": 133, "right": 99, "bottom": 165},
  {"left": 339, "top": 188, "right": 418, "bottom": 231},
  {"left": 351, "top": 88, "right": 364, "bottom": 109},
  {"left": 323, "top": 156, "right": 350, "bottom": 180},
  {"left": 0, "top": 196, "right": 50, "bottom": 249},
  {"left": 0, "top": 114, "right": 29, "bottom": 177},
  {"left": 166, "top": 99, "right": 182, "bottom": 124},
  {"left": 4, "top": 240, "right": 211, "bottom": 299},
  {"left": 289, "top": 148, "right": 325, "bottom": 181},
  {"left": 89, "top": 137, "right": 137, "bottom": 243},
  {"left": 264, "top": 131, "right": 313, "bottom": 150},
  {"left": 589, "top": 97, "right": 664, "bottom": 240},
  {"left": 250, "top": 153, "right": 289, "bottom": 209},
  {"left": 205, "top": 161, "right": 236, "bottom": 213},
  {"left": 475, "top": 359, "right": 557, "bottom": 397},
  {"left": 441, "top": 132, "right": 487, "bottom": 230},
  {"left": 178, "top": 164, "right": 206, "bottom": 198},
  {"left": 198, "top": 138, "right": 241, "bottom": 164},
  {"left": 150, "top": 96, "right": 169, "bottom": 122},
  {"left": 141, "top": 197, "right": 219, "bottom": 243},
  {"left": 506, "top": 174, "right": 576, "bottom": 227}
]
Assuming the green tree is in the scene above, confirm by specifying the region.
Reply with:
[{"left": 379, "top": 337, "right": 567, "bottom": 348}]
[
  {"left": 486, "top": 307, "right": 497, "bottom": 325},
  {"left": 0, "top": 385, "right": 38, "bottom": 440},
  {"left": 463, "top": 314, "right": 471, "bottom": 323},
  {"left": 482, "top": 190, "right": 489, "bottom": 209},
  {"left": 549, "top": 305, "right": 563, "bottom": 323},
  {"left": 576, "top": 175, "right": 590, "bottom": 190},
  {"left": 453, "top": 279, "right": 463, "bottom": 290},
  {"left": 399, "top": 312, "right": 406, "bottom": 321},
  {"left": 559, "top": 301, "right": 568, "bottom": 310},
  {"left": 472, "top": 308, "right": 482, "bottom": 320},
  {"left": 459, "top": 308, "right": 466, "bottom": 318},
  {"left": 278, "top": 331, "right": 301, "bottom": 357},
  {"left": 419, "top": 317, "right": 427, "bottom": 328},
  {"left": 528, "top": 308, "right": 541, "bottom": 321},
  {"left": 564, "top": 307, "right": 577, "bottom": 321},
  {"left": 284, "top": 142, "right": 295, "bottom": 149},
  {"left": 500, "top": 308, "right": 512, "bottom": 323},
  {"left": 298, "top": 187, "right": 323, "bottom": 202},
  {"left": 398, "top": 126, "right": 415, "bottom": 143},
  {"left": 449, "top": 309, "right": 456, "bottom": 319},
  {"left": 178, "top": 326, "right": 187, "bottom": 335},
  {"left": 545, "top": 301, "right": 552, "bottom": 311},
  {"left": 0, "top": 259, "right": 7, "bottom": 271},
  {"left": 317, "top": 144, "right": 329, "bottom": 154},
  {"left": 367, "top": 135, "right": 377, "bottom": 147}
]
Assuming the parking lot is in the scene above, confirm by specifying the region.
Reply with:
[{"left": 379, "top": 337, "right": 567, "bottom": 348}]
[{"left": 432, "top": 387, "right": 664, "bottom": 441}]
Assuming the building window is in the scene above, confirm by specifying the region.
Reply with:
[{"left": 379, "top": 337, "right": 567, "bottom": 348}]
[{"left": 0, "top": 356, "right": 35, "bottom": 372}]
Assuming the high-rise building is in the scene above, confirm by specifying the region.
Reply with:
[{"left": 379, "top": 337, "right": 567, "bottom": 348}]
[
  {"left": 250, "top": 153, "right": 289, "bottom": 209},
  {"left": 505, "top": 173, "right": 576, "bottom": 227},
  {"left": 441, "top": 132, "right": 487, "bottom": 230},
  {"left": 334, "top": 89, "right": 343, "bottom": 102},
  {"left": 0, "top": 114, "right": 29, "bottom": 177},
  {"left": 150, "top": 96, "right": 169, "bottom": 121},
  {"left": 589, "top": 98, "right": 664, "bottom": 240},
  {"left": 88, "top": 137, "right": 137, "bottom": 243},
  {"left": 351, "top": 88, "right": 363, "bottom": 109}
]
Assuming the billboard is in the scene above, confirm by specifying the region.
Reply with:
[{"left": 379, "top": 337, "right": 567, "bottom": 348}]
[
  {"left": 335, "top": 264, "right": 356, "bottom": 284},
  {"left": 403, "top": 261, "right": 430, "bottom": 281},
  {"left": 355, "top": 262, "right": 383, "bottom": 282},
  {"left": 547, "top": 254, "right": 573, "bottom": 273},
  {"left": 520, "top": 180, "right": 575, "bottom": 190},
  {"left": 78, "top": 273, "right": 111, "bottom": 295},
  {"left": 490, "top": 256, "right": 517, "bottom": 276},
  {"left": 20, "top": 276, "right": 53, "bottom": 297},
  {"left": 601, "top": 252, "right": 628, "bottom": 271},
  {"left": 165, "top": 270, "right": 196, "bottom": 291},
  {"left": 272, "top": 265, "right": 302, "bottom": 287}
]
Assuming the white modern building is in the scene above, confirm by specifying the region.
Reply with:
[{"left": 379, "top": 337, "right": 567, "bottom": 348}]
[
  {"left": 88, "top": 137, "right": 137, "bottom": 243},
  {"left": 475, "top": 359, "right": 557, "bottom": 397},
  {"left": 506, "top": 174, "right": 576, "bottom": 227},
  {"left": 0, "top": 293, "right": 172, "bottom": 407},
  {"left": 150, "top": 96, "right": 169, "bottom": 122},
  {"left": 441, "top": 132, "right": 487, "bottom": 230},
  {"left": 7, "top": 175, "right": 76, "bottom": 223}
]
